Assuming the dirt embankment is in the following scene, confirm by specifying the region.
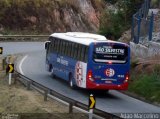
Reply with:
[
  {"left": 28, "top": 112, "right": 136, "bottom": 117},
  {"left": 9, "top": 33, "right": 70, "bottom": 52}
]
[{"left": 0, "top": 0, "right": 106, "bottom": 35}]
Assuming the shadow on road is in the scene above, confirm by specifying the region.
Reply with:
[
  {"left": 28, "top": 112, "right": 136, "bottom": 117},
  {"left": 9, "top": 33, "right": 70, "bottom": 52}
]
[{"left": 50, "top": 75, "right": 120, "bottom": 100}]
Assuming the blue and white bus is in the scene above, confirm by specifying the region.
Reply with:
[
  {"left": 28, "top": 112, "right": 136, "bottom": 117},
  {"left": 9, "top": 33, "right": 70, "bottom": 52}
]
[{"left": 45, "top": 32, "right": 130, "bottom": 90}]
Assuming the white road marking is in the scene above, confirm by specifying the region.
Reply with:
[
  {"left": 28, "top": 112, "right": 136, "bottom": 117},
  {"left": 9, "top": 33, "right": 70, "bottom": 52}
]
[{"left": 19, "top": 55, "right": 28, "bottom": 75}]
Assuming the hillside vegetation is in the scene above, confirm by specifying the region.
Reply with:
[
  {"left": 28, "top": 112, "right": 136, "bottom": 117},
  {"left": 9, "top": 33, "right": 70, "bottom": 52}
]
[
  {"left": 99, "top": 0, "right": 144, "bottom": 40},
  {"left": 0, "top": 0, "right": 153, "bottom": 40},
  {"left": 129, "top": 62, "right": 160, "bottom": 104},
  {"left": 0, "top": 0, "right": 105, "bottom": 35}
]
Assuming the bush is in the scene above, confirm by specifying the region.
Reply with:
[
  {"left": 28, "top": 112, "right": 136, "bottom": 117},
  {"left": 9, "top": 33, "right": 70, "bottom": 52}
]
[
  {"left": 151, "top": 0, "right": 160, "bottom": 8},
  {"left": 99, "top": 10, "right": 126, "bottom": 40},
  {"left": 129, "top": 72, "right": 160, "bottom": 103},
  {"left": 130, "top": 59, "right": 139, "bottom": 69},
  {"left": 154, "top": 64, "right": 160, "bottom": 75},
  {"left": 99, "top": 0, "right": 144, "bottom": 40},
  {"left": 104, "top": 0, "right": 117, "bottom": 4}
]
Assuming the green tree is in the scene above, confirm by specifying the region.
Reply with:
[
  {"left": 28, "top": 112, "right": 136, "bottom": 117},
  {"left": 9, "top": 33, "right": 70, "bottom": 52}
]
[
  {"left": 99, "top": 10, "right": 125, "bottom": 40},
  {"left": 104, "top": 0, "right": 117, "bottom": 4},
  {"left": 117, "top": 0, "right": 143, "bottom": 23},
  {"left": 99, "top": 0, "right": 144, "bottom": 40}
]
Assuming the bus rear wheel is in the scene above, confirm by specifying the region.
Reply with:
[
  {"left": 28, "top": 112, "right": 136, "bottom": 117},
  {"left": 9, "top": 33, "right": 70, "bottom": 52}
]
[
  {"left": 51, "top": 66, "right": 55, "bottom": 78},
  {"left": 69, "top": 74, "right": 76, "bottom": 89},
  {"left": 49, "top": 64, "right": 52, "bottom": 72}
]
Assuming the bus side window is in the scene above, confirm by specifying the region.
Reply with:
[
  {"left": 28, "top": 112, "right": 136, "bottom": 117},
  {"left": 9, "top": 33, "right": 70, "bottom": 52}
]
[
  {"left": 70, "top": 43, "right": 73, "bottom": 58},
  {"left": 64, "top": 41, "right": 68, "bottom": 56},
  {"left": 72, "top": 43, "right": 75, "bottom": 58},
  {"left": 48, "top": 38, "right": 53, "bottom": 53},
  {"left": 62, "top": 41, "right": 66, "bottom": 55},
  {"left": 80, "top": 45, "right": 85, "bottom": 62},
  {"left": 67, "top": 42, "right": 71, "bottom": 57},
  {"left": 60, "top": 40, "right": 64, "bottom": 55},
  {"left": 73, "top": 43, "right": 78, "bottom": 59},
  {"left": 77, "top": 44, "right": 82, "bottom": 61},
  {"left": 47, "top": 37, "right": 52, "bottom": 53},
  {"left": 58, "top": 40, "right": 60, "bottom": 54},
  {"left": 54, "top": 39, "right": 57, "bottom": 52},
  {"left": 70, "top": 43, "right": 74, "bottom": 58},
  {"left": 60, "top": 40, "right": 63, "bottom": 54},
  {"left": 84, "top": 46, "right": 88, "bottom": 62},
  {"left": 51, "top": 38, "right": 55, "bottom": 52},
  {"left": 57, "top": 39, "right": 61, "bottom": 53},
  {"left": 55, "top": 39, "right": 59, "bottom": 52}
]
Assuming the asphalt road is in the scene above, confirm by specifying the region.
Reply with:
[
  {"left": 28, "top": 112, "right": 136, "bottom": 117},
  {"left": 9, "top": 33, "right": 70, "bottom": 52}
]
[
  {"left": 0, "top": 42, "right": 44, "bottom": 56},
  {"left": 1, "top": 42, "right": 160, "bottom": 114}
]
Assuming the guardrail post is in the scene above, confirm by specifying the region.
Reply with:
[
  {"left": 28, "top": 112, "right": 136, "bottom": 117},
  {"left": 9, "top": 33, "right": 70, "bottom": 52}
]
[
  {"left": 27, "top": 81, "right": 31, "bottom": 90},
  {"left": 89, "top": 109, "right": 93, "bottom": 119},
  {"left": 13, "top": 73, "right": 19, "bottom": 84},
  {"left": 9, "top": 73, "right": 12, "bottom": 85},
  {"left": 44, "top": 90, "right": 48, "bottom": 101},
  {"left": 2, "top": 58, "right": 6, "bottom": 70},
  {"left": 69, "top": 103, "right": 73, "bottom": 113},
  {"left": 149, "top": 12, "right": 154, "bottom": 41},
  {"left": 137, "top": 15, "right": 141, "bottom": 44}
]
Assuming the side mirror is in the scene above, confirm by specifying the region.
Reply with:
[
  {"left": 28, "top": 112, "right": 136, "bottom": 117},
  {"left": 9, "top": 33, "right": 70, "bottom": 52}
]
[{"left": 44, "top": 41, "right": 51, "bottom": 50}]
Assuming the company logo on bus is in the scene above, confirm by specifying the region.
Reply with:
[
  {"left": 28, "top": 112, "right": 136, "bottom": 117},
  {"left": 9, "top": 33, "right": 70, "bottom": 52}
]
[{"left": 105, "top": 68, "right": 115, "bottom": 77}]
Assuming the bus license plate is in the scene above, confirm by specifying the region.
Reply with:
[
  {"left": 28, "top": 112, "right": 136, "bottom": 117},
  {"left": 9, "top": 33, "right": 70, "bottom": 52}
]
[
  {"left": 102, "top": 78, "right": 116, "bottom": 81},
  {"left": 105, "top": 81, "right": 112, "bottom": 83}
]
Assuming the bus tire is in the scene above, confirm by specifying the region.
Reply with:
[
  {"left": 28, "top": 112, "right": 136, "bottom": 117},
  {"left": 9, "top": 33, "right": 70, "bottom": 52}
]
[
  {"left": 49, "top": 64, "right": 52, "bottom": 72},
  {"left": 69, "top": 74, "right": 76, "bottom": 89},
  {"left": 51, "top": 66, "right": 55, "bottom": 78},
  {"left": 106, "top": 90, "right": 109, "bottom": 93}
]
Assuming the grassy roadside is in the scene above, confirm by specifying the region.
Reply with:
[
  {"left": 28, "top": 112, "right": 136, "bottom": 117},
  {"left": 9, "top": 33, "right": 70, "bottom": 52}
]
[
  {"left": 0, "top": 73, "right": 88, "bottom": 119},
  {"left": 128, "top": 61, "right": 160, "bottom": 105},
  {"left": 0, "top": 56, "right": 88, "bottom": 119}
]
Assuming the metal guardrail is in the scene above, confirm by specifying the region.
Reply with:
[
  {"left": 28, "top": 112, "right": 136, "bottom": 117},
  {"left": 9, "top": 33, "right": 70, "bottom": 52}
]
[
  {"left": 0, "top": 35, "right": 49, "bottom": 38},
  {"left": 131, "top": 0, "right": 152, "bottom": 44},
  {"left": 13, "top": 70, "right": 121, "bottom": 119}
]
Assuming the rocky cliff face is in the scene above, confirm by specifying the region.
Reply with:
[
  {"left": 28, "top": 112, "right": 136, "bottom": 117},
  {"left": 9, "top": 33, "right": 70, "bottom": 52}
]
[{"left": 0, "top": 0, "right": 105, "bottom": 34}]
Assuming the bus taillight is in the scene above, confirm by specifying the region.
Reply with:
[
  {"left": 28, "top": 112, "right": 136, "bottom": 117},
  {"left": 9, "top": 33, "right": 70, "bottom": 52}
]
[
  {"left": 87, "top": 70, "right": 93, "bottom": 81},
  {"left": 108, "top": 61, "right": 112, "bottom": 64},
  {"left": 124, "top": 73, "right": 129, "bottom": 83}
]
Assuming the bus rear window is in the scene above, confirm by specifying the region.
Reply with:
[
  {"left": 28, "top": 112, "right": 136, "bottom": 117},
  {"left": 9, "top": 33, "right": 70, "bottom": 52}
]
[{"left": 93, "top": 43, "right": 128, "bottom": 64}]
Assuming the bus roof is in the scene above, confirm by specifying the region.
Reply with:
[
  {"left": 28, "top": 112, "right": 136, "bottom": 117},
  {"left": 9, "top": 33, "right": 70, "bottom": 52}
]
[{"left": 50, "top": 32, "right": 126, "bottom": 46}]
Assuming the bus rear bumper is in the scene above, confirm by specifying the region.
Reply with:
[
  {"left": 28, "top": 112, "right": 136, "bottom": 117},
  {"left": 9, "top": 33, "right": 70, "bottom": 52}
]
[{"left": 86, "top": 80, "right": 128, "bottom": 90}]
